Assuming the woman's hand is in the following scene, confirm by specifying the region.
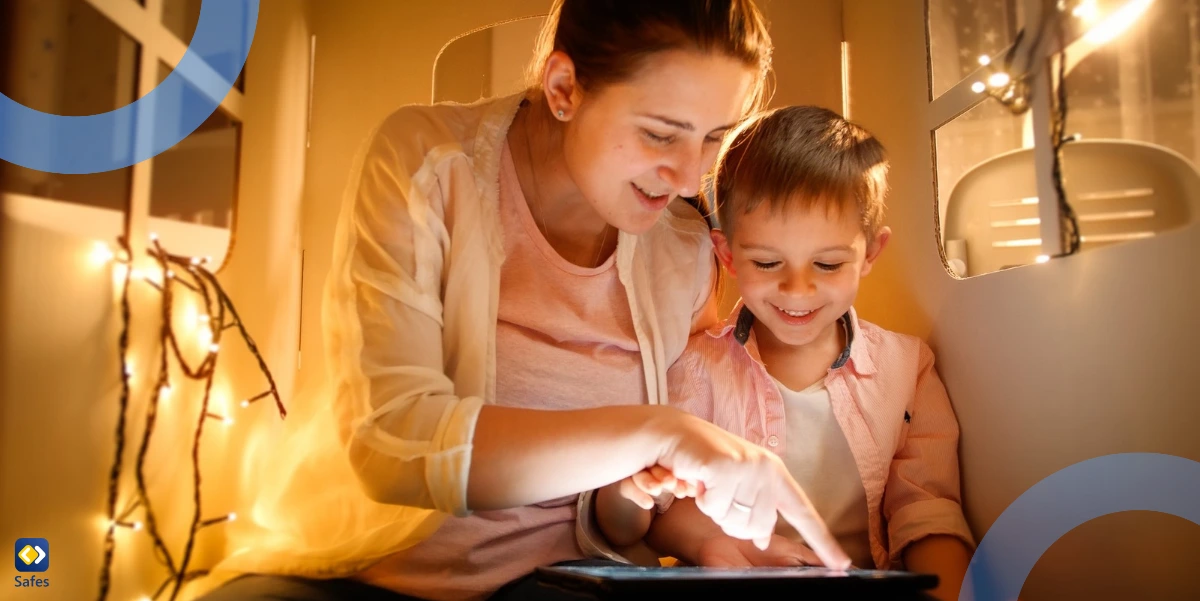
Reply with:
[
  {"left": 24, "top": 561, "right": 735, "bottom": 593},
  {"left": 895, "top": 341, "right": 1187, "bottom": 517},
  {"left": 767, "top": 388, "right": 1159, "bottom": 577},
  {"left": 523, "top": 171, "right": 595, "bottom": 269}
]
[
  {"left": 617, "top": 465, "right": 696, "bottom": 510},
  {"left": 694, "top": 534, "right": 822, "bottom": 568},
  {"left": 648, "top": 409, "right": 852, "bottom": 570}
]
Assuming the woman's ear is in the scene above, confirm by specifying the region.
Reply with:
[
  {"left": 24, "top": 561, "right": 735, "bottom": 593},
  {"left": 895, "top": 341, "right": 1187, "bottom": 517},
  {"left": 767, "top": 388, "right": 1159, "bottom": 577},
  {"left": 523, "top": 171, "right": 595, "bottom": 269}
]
[
  {"left": 711, "top": 229, "right": 736, "bottom": 277},
  {"left": 860, "top": 226, "right": 891, "bottom": 277},
  {"left": 541, "top": 50, "right": 581, "bottom": 120}
]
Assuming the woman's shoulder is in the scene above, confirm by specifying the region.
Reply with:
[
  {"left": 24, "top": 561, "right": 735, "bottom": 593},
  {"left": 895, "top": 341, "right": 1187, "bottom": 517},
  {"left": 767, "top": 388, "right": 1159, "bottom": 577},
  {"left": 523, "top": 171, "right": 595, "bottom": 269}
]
[
  {"left": 644, "top": 199, "right": 714, "bottom": 256},
  {"left": 368, "top": 94, "right": 521, "bottom": 170}
]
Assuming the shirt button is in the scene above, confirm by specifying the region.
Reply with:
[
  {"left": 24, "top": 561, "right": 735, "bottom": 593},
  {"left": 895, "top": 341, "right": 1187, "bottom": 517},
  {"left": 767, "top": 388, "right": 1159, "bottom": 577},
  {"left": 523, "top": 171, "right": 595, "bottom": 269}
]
[{"left": 767, "top": 435, "right": 779, "bottom": 447}]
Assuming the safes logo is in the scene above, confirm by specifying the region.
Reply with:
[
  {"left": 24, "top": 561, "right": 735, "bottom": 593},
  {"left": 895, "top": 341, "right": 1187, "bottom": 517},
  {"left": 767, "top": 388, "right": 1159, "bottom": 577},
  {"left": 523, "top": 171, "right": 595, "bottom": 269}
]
[{"left": 13, "top": 539, "right": 48, "bottom": 573}]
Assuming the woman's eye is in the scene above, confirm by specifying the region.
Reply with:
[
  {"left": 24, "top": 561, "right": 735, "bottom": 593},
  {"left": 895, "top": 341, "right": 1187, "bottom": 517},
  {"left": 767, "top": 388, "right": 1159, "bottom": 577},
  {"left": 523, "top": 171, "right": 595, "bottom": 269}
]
[
  {"left": 642, "top": 130, "right": 674, "bottom": 145},
  {"left": 703, "top": 135, "right": 723, "bottom": 145},
  {"left": 815, "top": 262, "right": 843, "bottom": 272},
  {"left": 752, "top": 261, "right": 781, "bottom": 271}
]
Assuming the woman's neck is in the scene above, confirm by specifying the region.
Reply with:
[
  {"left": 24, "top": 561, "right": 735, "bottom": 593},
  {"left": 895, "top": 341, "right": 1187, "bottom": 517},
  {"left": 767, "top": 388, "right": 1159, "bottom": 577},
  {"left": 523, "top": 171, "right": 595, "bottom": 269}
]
[
  {"left": 753, "top": 318, "right": 844, "bottom": 392},
  {"left": 508, "top": 96, "right": 616, "bottom": 267}
]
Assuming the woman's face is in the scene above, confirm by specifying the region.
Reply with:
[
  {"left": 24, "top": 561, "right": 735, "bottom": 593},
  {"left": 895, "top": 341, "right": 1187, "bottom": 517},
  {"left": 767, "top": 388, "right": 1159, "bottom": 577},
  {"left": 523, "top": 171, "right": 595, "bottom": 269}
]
[{"left": 556, "top": 50, "right": 756, "bottom": 235}]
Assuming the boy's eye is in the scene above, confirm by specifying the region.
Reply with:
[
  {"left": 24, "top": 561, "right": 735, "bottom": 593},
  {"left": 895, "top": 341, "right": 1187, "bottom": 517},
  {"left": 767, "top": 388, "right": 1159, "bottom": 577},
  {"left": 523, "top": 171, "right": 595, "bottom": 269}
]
[
  {"left": 815, "top": 262, "right": 843, "bottom": 272},
  {"left": 752, "top": 260, "right": 781, "bottom": 271},
  {"left": 642, "top": 129, "right": 675, "bottom": 145}
]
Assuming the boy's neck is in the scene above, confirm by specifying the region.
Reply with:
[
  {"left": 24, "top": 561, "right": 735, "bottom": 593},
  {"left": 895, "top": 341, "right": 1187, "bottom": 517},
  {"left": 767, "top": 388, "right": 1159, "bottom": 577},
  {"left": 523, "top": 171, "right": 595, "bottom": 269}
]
[{"left": 752, "top": 317, "right": 845, "bottom": 392}]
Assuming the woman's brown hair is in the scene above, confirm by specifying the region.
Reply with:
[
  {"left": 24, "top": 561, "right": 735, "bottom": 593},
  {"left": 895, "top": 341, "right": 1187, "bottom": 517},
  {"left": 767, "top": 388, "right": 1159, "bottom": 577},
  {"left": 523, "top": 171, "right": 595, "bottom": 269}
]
[{"left": 526, "top": 0, "right": 774, "bottom": 116}]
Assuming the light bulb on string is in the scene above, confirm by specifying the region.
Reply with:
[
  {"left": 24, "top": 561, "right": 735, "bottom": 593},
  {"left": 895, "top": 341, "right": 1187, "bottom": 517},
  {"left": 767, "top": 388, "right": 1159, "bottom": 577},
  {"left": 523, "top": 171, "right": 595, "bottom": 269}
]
[{"left": 987, "top": 72, "right": 1011, "bottom": 88}]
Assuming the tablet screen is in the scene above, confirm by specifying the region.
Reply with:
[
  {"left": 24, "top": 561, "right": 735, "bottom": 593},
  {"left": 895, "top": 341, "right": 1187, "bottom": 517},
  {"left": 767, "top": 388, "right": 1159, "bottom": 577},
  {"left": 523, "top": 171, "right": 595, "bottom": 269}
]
[{"left": 543, "top": 566, "right": 921, "bottom": 580}]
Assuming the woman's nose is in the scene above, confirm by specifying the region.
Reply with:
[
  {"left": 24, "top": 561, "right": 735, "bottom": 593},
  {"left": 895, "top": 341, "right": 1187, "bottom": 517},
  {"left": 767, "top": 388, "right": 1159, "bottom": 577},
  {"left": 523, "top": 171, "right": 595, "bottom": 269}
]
[{"left": 658, "top": 144, "right": 706, "bottom": 197}]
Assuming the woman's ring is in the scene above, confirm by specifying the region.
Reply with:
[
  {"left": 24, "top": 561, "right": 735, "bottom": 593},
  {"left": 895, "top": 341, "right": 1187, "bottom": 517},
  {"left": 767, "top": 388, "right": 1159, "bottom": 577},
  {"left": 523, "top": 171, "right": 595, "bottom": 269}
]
[{"left": 731, "top": 501, "right": 753, "bottom": 513}]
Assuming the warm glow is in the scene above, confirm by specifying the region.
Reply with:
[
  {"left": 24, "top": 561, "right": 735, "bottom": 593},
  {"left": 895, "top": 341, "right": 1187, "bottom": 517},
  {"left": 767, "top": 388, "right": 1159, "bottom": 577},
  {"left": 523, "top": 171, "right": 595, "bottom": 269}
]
[
  {"left": 1073, "top": 0, "right": 1100, "bottom": 22},
  {"left": 971, "top": 81, "right": 986, "bottom": 93},
  {"left": 209, "top": 343, "right": 220, "bottom": 354},
  {"left": 240, "top": 399, "right": 251, "bottom": 408},
  {"left": 91, "top": 241, "right": 115, "bottom": 265},
  {"left": 160, "top": 385, "right": 172, "bottom": 398},
  {"left": 987, "top": 72, "right": 1011, "bottom": 87},
  {"left": 1036, "top": 254, "right": 1051, "bottom": 263},
  {"left": 1084, "top": 0, "right": 1154, "bottom": 44},
  {"left": 228, "top": 512, "right": 238, "bottom": 521},
  {"left": 978, "top": 54, "right": 991, "bottom": 66}
]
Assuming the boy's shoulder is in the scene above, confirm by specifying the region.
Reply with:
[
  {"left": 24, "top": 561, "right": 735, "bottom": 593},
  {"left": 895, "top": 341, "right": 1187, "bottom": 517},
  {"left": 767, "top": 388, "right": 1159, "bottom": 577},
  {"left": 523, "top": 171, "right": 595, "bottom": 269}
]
[{"left": 850, "top": 311, "right": 936, "bottom": 374}]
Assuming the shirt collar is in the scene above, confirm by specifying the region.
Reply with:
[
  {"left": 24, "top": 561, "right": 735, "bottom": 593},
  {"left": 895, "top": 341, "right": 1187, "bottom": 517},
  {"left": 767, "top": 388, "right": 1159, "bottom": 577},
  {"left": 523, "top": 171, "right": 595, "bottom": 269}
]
[{"left": 718, "top": 301, "right": 876, "bottom": 375}]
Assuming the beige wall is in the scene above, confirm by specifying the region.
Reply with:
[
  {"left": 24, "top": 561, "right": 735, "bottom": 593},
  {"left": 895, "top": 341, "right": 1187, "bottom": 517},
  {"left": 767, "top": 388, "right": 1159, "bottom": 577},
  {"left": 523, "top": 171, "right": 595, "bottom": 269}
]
[{"left": 844, "top": 2, "right": 1200, "bottom": 600}]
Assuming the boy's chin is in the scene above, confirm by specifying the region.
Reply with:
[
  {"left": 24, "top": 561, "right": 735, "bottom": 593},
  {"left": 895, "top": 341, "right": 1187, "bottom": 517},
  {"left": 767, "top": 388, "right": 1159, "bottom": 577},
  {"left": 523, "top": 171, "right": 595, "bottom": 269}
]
[{"left": 760, "top": 313, "right": 840, "bottom": 348}]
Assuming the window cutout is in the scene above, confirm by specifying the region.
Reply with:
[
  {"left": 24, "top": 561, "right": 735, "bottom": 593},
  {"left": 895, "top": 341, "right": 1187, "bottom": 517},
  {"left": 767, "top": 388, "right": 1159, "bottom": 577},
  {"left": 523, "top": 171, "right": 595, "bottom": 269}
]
[
  {"left": 1063, "top": 0, "right": 1198, "bottom": 172},
  {"left": 432, "top": 17, "right": 544, "bottom": 104},
  {"left": 927, "top": 0, "right": 1021, "bottom": 100},
  {"left": 162, "top": 0, "right": 245, "bottom": 92},
  {"left": 936, "top": 100, "right": 1030, "bottom": 277},
  {"left": 0, "top": 0, "right": 139, "bottom": 212},
  {"left": 146, "top": 61, "right": 241, "bottom": 268},
  {"left": 933, "top": 0, "right": 1200, "bottom": 278}
]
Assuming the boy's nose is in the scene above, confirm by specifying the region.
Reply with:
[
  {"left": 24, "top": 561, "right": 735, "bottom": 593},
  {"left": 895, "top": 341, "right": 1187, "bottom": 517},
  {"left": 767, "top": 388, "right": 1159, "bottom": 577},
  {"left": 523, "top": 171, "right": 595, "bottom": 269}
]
[{"left": 779, "top": 271, "right": 816, "bottom": 297}]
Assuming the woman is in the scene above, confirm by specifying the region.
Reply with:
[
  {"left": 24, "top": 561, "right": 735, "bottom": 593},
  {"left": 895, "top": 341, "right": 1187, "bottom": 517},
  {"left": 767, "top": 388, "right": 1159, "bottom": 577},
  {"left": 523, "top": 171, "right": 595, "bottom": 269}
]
[{"left": 196, "top": 2, "right": 849, "bottom": 600}]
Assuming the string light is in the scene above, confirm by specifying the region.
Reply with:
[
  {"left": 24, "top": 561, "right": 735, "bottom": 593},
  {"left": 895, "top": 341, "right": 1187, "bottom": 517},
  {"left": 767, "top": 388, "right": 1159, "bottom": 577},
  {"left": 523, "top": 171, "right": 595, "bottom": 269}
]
[
  {"left": 204, "top": 411, "right": 234, "bottom": 426},
  {"left": 977, "top": 54, "right": 991, "bottom": 66},
  {"left": 1036, "top": 254, "right": 1051, "bottom": 263},
  {"left": 92, "top": 242, "right": 116, "bottom": 265},
  {"left": 987, "top": 71, "right": 1011, "bottom": 88},
  {"left": 99, "top": 236, "right": 287, "bottom": 601},
  {"left": 198, "top": 513, "right": 237, "bottom": 529},
  {"left": 239, "top": 390, "right": 274, "bottom": 409}
]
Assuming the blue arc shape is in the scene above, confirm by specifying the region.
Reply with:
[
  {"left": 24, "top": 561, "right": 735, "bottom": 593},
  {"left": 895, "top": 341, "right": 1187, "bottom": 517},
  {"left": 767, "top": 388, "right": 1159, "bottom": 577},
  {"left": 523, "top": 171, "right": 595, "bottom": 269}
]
[
  {"left": 0, "top": 0, "right": 260, "bottom": 174},
  {"left": 960, "top": 452, "right": 1200, "bottom": 601}
]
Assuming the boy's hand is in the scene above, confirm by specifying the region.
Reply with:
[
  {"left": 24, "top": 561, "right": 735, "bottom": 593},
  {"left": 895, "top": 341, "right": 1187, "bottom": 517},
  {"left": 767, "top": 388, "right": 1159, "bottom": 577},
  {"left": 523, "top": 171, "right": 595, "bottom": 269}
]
[
  {"left": 617, "top": 465, "right": 697, "bottom": 510},
  {"left": 694, "top": 534, "right": 822, "bottom": 568}
]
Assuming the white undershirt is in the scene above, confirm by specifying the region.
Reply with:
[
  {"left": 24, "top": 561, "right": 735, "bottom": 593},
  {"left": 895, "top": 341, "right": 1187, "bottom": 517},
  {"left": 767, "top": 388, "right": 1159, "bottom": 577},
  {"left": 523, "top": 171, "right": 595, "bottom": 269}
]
[{"left": 772, "top": 376, "right": 874, "bottom": 568}]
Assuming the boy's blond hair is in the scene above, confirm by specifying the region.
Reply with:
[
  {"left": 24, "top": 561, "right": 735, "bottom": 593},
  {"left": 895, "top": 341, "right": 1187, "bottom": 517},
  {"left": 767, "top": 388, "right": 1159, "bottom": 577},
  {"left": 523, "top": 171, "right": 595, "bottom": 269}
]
[{"left": 711, "top": 105, "right": 889, "bottom": 237}]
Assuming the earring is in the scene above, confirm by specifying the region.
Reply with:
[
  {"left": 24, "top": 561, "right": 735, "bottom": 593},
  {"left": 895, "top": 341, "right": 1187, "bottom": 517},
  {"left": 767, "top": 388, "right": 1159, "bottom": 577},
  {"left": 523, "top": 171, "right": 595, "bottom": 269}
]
[{"left": 556, "top": 109, "right": 565, "bottom": 119}]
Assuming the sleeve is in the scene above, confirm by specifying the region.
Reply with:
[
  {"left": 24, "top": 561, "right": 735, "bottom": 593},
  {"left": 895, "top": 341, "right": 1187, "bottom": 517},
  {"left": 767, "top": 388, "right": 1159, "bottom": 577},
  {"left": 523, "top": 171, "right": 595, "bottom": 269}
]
[
  {"left": 323, "top": 115, "right": 484, "bottom": 517},
  {"left": 575, "top": 334, "right": 719, "bottom": 558},
  {"left": 882, "top": 341, "right": 976, "bottom": 564}
]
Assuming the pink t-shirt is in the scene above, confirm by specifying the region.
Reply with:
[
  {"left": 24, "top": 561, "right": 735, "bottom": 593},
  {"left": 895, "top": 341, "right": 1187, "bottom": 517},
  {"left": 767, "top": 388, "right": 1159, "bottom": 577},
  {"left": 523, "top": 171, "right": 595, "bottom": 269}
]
[{"left": 354, "top": 143, "right": 647, "bottom": 601}]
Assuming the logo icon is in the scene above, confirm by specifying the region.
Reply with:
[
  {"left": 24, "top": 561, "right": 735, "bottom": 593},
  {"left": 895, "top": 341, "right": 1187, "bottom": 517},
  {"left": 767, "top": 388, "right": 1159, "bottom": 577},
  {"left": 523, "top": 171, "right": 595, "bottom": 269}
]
[{"left": 14, "top": 538, "right": 49, "bottom": 572}]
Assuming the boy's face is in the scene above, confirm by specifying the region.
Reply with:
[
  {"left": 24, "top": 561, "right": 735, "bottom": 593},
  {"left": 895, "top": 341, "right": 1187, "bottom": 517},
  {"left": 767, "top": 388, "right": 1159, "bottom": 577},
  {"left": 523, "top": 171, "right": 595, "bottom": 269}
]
[{"left": 713, "top": 200, "right": 890, "bottom": 349}]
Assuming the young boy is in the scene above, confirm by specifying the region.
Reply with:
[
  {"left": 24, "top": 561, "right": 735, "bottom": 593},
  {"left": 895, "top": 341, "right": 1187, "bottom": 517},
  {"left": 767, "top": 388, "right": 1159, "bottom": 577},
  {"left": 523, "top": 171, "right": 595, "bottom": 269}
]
[{"left": 594, "top": 106, "right": 976, "bottom": 601}]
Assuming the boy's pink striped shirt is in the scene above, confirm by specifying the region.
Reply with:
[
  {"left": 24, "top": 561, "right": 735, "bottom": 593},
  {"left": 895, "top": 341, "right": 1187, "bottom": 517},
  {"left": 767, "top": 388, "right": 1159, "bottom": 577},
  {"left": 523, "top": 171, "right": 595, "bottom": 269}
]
[{"left": 667, "top": 304, "right": 976, "bottom": 568}]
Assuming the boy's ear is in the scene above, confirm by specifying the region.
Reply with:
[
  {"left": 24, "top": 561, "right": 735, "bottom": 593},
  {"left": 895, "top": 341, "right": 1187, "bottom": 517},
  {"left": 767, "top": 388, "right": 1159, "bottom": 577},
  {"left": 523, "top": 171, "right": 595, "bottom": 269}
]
[
  {"left": 711, "top": 229, "right": 736, "bottom": 277},
  {"left": 860, "top": 226, "right": 891, "bottom": 277}
]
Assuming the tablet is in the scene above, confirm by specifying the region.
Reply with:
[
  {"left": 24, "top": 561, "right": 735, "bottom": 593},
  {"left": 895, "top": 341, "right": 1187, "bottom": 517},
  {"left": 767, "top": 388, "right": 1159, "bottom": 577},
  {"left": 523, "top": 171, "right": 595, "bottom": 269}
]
[{"left": 535, "top": 565, "right": 939, "bottom": 600}]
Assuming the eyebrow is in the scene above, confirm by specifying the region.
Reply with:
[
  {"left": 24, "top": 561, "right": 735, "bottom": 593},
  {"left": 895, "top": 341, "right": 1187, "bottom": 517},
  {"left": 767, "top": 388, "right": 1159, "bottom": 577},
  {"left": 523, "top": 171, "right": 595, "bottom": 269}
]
[
  {"left": 739, "top": 243, "right": 855, "bottom": 254},
  {"left": 640, "top": 113, "right": 738, "bottom": 134}
]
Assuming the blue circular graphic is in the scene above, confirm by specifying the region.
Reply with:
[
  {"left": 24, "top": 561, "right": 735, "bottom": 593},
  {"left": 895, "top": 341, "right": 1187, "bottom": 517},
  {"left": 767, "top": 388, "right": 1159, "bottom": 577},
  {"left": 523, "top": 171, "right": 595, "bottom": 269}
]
[
  {"left": 960, "top": 452, "right": 1200, "bottom": 601},
  {"left": 0, "top": 1, "right": 259, "bottom": 174}
]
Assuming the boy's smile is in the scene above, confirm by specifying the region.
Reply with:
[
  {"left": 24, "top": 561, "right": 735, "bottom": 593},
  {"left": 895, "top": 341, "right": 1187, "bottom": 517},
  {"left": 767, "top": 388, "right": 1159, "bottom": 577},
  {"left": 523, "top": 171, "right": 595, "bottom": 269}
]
[{"left": 714, "top": 200, "right": 890, "bottom": 352}]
